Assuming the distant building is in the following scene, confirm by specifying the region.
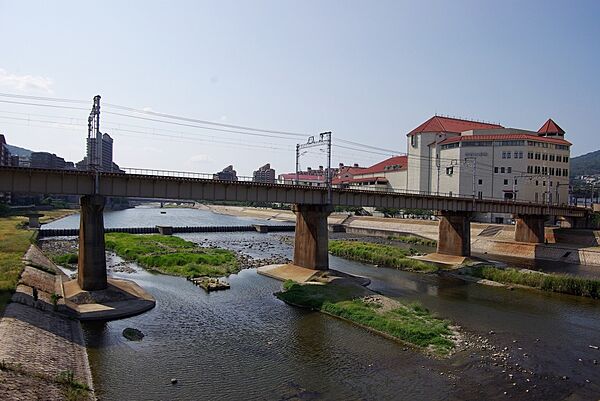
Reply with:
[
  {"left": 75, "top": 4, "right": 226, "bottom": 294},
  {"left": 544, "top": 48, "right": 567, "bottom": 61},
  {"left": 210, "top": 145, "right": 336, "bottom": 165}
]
[
  {"left": 333, "top": 156, "right": 408, "bottom": 191},
  {"left": 9, "top": 155, "right": 20, "bottom": 167},
  {"left": 279, "top": 172, "right": 326, "bottom": 187},
  {"left": 86, "top": 133, "right": 114, "bottom": 171},
  {"left": 214, "top": 165, "right": 238, "bottom": 181},
  {"left": 253, "top": 163, "right": 275, "bottom": 183},
  {"left": 30, "top": 152, "right": 68, "bottom": 169},
  {"left": 0, "top": 134, "right": 10, "bottom": 166}
]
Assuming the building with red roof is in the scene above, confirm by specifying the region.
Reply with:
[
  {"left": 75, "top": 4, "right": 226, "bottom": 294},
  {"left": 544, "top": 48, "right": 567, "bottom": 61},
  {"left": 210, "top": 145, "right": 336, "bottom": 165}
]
[
  {"left": 333, "top": 155, "right": 408, "bottom": 191},
  {"left": 406, "top": 115, "right": 571, "bottom": 223}
]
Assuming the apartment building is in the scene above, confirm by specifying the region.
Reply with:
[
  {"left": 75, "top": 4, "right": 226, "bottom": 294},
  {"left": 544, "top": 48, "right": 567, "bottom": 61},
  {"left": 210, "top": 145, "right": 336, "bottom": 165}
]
[{"left": 253, "top": 163, "right": 276, "bottom": 183}]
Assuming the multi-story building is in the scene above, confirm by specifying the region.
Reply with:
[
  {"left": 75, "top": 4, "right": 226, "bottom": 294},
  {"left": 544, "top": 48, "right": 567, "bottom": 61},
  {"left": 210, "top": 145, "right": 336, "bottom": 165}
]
[
  {"left": 86, "top": 133, "right": 114, "bottom": 171},
  {"left": 253, "top": 163, "right": 276, "bottom": 183},
  {"left": 214, "top": 165, "right": 238, "bottom": 181},
  {"left": 0, "top": 134, "right": 10, "bottom": 166},
  {"left": 333, "top": 156, "right": 408, "bottom": 191},
  {"left": 30, "top": 152, "right": 68, "bottom": 169},
  {"left": 406, "top": 115, "right": 571, "bottom": 223}
]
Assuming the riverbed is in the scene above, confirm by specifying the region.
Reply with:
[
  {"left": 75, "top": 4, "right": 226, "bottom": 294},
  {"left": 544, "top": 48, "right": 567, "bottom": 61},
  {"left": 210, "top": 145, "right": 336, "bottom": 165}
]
[{"left": 43, "top": 207, "right": 600, "bottom": 400}]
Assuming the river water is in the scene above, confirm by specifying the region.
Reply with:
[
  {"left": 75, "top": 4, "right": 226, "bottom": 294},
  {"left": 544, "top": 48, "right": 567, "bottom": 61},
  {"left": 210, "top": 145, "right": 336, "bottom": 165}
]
[{"left": 44, "top": 207, "right": 600, "bottom": 401}]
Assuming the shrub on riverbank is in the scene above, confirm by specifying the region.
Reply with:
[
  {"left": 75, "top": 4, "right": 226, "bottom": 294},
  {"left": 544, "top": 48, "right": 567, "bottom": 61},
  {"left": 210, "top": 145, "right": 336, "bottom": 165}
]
[
  {"left": 0, "top": 216, "right": 35, "bottom": 314},
  {"left": 277, "top": 281, "right": 455, "bottom": 355},
  {"left": 387, "top": 235, "right": 437, "bottom": 247},
  {"left": 105, "top": 233, "right": 239, "bottom": 278},
  {"left": 470, "top": 265, "right": 600, "bottom": 299},
  {"left": 328, "top": 240, "right": 438, "bottom": 272}
]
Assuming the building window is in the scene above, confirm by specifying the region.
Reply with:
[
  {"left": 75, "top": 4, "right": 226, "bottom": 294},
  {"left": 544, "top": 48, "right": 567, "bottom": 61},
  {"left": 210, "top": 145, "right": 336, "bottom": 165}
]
[
  {"left": 478, "top": 179, "right": 483, "bottom": 185},
  {"left": 411, "top": 135, "right": 418, "bottom": 148},
  {"left": 501, "top": 167, "right": 505, "bottom": 173},
  {"left": 478, "top": 191, "right": 483, "bottom": 199},
  {"left": 507, "top": 167, "right": 512, "bottom": 173},
  {"left": 527, "top": 152, "right": 533, "bottom": 159},
  {"left": 503, "top": 179, "right": 508, "bottom": 185},
  {"left": 542, "top": 154, "right": 548, "bottom": 161},
  {"left": 563, "top": 168, "right": 569, "bottom": 176},
  {"left": 494, "top": 167, "right": 499, "bottom": 173},
  {"left": 535, "top": 166, "right": 541, "bottom": 174},
  {"left": 564, "top": 156, "right": 569, "bottom": 163},
  {"left": 446, "top": 166, "right": 453, "bottom": 175},
  {"left": 549, "top": 154, "right": 555, "bottom": 161},
  {"left": 536, "top": 180, "right": 539, "bottom": 186},
  {"left": 556, "top": 156, "right": 561, "bottom": 162},
  {"left": 550, "top": 181, "right": 553, "bottom": 187},
  {"left": 535, "top": 153, "right": 541, "bottom": 160},
  {"left": 527, "top": 166, "right": 533, "bottom": 173}
]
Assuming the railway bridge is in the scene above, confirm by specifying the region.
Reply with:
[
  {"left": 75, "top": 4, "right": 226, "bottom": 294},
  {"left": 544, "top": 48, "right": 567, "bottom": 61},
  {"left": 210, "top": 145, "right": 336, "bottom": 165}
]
[{"left": 0, "top": 166, "right": 588, "bottom": 291}]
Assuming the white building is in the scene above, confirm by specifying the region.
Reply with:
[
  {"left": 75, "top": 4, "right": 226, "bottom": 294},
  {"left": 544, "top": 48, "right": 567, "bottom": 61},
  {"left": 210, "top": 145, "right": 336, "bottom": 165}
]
[
  {"left": 333, "top": 156, "right": 408, "bottom": 192},
  {"left": 406, "top": 116, "right": 571, "bottom": 223}
]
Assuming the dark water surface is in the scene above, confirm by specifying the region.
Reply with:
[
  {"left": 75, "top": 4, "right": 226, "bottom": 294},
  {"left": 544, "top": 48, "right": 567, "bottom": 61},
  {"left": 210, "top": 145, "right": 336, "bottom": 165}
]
[{"left": 47, "top": 208, "right": 600, "bottom": 400}]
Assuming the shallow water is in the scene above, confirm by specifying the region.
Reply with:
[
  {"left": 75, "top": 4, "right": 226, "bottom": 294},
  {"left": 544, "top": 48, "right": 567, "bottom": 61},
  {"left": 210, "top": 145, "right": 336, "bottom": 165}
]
[{"left": 48, "top": 208, "right": 600, "bottom": 400}]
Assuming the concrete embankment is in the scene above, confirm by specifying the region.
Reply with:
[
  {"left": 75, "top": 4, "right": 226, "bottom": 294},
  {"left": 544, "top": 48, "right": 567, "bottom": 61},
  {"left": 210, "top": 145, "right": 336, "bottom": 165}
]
[{"left": 0, "top": 245, "right": 95, "bottom": 400}]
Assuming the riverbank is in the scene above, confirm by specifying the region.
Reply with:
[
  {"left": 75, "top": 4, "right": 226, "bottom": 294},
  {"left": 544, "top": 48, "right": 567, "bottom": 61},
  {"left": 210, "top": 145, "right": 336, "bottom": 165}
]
[
  {"left": 0, "top": 245, "right": 94, "bottom": 400},
  {"left": 205, "top": 204, "right": 600, "bottom": 266},
  {"left": 276, "top": 279, "right": 458, "bottom": 356}
]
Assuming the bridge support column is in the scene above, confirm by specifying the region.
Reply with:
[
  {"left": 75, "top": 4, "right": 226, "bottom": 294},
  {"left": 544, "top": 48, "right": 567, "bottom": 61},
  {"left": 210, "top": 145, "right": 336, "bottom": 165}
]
[
  {"left": 437, "top": 211, "right": 471, "bottom": 257},
  {"left": 78, "top": 195, "right": 108, "bottom": 291},
  {"left": 292, "top": 204, "right": 333, "bottom": 270},
  {"left": 514, "top": 215, "right": 546, "bottom": 243}
]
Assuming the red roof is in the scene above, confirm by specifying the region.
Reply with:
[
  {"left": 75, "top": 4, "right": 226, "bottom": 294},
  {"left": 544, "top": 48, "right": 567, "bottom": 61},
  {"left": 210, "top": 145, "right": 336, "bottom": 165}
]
[
  {"left": 438, "top": 133, "right": 571, "bottom": 146},
  {"left": 333, "top": 176, "right": 388, "bottom": 185},
  {"left": 537, "top": 119, "right": 565, "bottom": 135},
  {"left": 408, "top": 116, "right": 503, "bottom": 136},
  {"left": 356, "top": 155, "right": 407, "bottom": 175},
  {"left": 279, "top": 173, "right": 324, "bottom": 181}
]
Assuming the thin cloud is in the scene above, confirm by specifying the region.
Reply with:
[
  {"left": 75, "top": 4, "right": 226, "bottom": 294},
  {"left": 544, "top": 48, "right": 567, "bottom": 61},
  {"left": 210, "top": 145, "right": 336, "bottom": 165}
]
[{"left": 0, "top": 68, "right": 54, "bottom": 93}]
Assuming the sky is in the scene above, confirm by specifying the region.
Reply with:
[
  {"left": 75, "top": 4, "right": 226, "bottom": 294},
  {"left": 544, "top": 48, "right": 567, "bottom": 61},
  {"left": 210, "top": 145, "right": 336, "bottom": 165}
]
[{"left": 0, "top": 0, "right": 599, "bottom": 176}]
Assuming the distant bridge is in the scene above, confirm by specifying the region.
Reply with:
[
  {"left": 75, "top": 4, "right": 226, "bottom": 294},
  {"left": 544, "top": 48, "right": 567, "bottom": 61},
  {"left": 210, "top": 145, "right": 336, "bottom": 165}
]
[{"left": 0, "top": 166, "right": 589, "bottom": 292}]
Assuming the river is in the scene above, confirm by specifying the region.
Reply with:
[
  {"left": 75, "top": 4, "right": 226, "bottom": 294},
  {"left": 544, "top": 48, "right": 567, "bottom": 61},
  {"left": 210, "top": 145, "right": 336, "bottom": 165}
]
[{"left": 43, "top": 207, "right": 600, "bottom": 401}]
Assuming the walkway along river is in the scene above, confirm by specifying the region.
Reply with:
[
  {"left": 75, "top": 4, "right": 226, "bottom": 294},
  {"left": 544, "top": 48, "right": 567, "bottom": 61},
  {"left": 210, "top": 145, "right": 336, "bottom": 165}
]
[{"left": 43, "top": 207, "right": 600, "bottom": 401}]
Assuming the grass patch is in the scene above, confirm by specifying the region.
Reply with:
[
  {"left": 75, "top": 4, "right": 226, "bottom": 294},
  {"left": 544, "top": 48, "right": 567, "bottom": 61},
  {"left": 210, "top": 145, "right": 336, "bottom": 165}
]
[
  {"left": 276, "top": 282, "right": 455, "bottom": 355},
  {"left": 105, "top": 233, "right": 239, "bottom": 278},
  {"left": 470, "top": 265, "right": 600, "bottom": 299},
  {"left": 0, "top": 216, "right": 34, "bottom": 315},
  {"left": 387, "top": 234, "right": 437, "bottom": 247},
  {"left": 52, "top": 253, "right": 78, "bottom": 266},
  {"left": 328, "top": 240, "right": 438, "bottom": 272}
]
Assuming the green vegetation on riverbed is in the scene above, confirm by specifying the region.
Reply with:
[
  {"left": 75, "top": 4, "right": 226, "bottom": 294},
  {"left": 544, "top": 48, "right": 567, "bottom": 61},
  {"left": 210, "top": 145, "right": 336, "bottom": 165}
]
[
  {"left": 470, "top": 265, "right": 600, "bottom": 299},
  {"left": 105, "top": 233, "right": 239, "bottom": 278},
  {"left": 276, "top": 281, "right": 455, "bottom": 355},
  {"left": 328, "top": 240, "right": 438, "bottom": 272},
  {"left": 52, "top": 253, "right": 78, "bottom": 266},
  {"left": 0, "top": 216, "right": 35, "bottom": 314},
  {"left": 387, "top": 234, "right": 437, "bottom": 247}
]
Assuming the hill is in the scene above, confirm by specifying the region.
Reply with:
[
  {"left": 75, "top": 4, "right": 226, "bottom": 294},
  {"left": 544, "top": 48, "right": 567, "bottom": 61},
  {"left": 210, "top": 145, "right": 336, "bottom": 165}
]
[
  {"left": 6, "top": 144, "right": 33, "bottom": 158},
  {"left": 570, "top": 150, "right": 600, "bottom": 178}
]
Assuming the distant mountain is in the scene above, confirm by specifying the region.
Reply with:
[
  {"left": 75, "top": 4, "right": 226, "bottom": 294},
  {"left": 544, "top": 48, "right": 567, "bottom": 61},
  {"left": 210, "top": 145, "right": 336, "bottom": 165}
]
[
  {"left": 570, "top": 150, "right": 600, "bottom": 178},
  {"left": 6, "top": 144, "right": 33, "bottom": 158}
]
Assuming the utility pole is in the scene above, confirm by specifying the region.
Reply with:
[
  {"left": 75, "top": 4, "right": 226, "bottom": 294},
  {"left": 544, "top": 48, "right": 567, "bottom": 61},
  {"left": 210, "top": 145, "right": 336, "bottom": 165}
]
[
  {"left": 296, "top": 132, "right": 332, "bottom": 204},
  {"left": 87, "top": 95, "right": 102, "bottom": 193},
  {"left": 295, "top": 144, "right": 300, "bottom": 185},
  {"left": 464, "top": 157, "right": 477, "bottom": 207}
]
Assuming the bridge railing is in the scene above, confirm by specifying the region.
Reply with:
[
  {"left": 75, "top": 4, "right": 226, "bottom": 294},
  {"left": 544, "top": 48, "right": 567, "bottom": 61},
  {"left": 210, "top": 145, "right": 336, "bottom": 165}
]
[{"left": 121, "top": 167, "right": 574, "bottom": 208}]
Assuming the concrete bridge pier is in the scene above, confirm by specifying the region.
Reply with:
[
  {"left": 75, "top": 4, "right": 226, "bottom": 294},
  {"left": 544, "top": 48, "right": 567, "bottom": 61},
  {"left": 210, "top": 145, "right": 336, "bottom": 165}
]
[
  {"left": 292, "top": 204, "right": 333, "bottom": 270},
  {"left": 78, "top": 195, "right": 108, "bottom": 291},
  {"left": 514, "top": 214, "right": 546, "bottom": 243},
  {"left": 436, "top": 211, "right": 471, "bottom": 257}
]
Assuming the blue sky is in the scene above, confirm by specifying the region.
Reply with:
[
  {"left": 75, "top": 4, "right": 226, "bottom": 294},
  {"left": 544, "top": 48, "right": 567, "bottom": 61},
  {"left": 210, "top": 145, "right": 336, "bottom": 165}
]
[{"left": 0, "top": 0, "right": 598, "bottom": 176}]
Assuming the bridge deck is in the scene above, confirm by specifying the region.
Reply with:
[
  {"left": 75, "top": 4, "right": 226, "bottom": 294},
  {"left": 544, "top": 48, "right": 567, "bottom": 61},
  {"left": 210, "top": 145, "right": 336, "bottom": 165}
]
[{"left": 0, "top": 167, "right": 586, "bottom": 217}]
